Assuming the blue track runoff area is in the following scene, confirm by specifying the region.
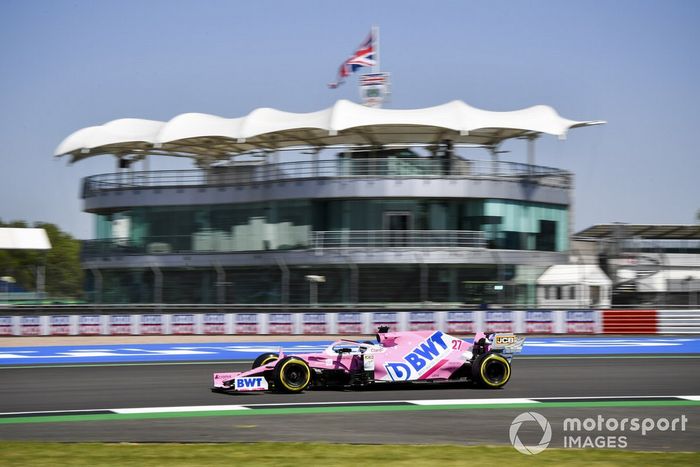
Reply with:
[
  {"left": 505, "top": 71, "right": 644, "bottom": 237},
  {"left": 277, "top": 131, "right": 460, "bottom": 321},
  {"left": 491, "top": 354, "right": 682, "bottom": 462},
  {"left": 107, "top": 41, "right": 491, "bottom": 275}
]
[{"left": 1, "top": 337, "right": 700, "bottom": 365}]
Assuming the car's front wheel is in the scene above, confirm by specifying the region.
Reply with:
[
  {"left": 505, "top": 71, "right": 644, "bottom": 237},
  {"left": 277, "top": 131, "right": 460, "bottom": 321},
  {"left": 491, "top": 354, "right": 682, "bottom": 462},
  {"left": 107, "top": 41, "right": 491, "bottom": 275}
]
[
  {"left": 471, "top": 352, "right": 511, "bottom": 388},
  {"left": 273, "top": 356, "right": 311, "bottom": 393},
  {"left": 252, "top": 352, "right": 278, "bottom": 369}
]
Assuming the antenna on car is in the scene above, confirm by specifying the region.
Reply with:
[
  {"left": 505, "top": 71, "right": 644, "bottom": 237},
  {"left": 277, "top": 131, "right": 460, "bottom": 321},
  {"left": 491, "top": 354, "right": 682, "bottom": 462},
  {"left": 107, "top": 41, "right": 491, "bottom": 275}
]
[{"left": 376, "top": 325, "right": 390, "bottom": 343}]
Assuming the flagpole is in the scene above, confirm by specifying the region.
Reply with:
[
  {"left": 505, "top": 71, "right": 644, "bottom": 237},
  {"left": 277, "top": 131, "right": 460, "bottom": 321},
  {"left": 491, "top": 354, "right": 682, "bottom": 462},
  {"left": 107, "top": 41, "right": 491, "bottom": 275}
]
[{"left": 372, "top": 25, "right": 380, "bottom": 73}]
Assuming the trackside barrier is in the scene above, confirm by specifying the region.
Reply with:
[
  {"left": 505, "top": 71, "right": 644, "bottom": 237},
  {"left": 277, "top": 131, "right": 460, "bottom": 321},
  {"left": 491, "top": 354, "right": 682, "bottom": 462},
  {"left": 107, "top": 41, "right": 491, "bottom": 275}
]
[
  {"left": 657, "top": 310, "right": 700, "bottom": 334},
  {"left": 0, "top": 310, "right": 608, "bottom": 336},
  {"left": 3, "top": 310, "right": 699, "bottom": 336},
  {"left": 602, "top": 310, "right": 658, "bottom": 334}
]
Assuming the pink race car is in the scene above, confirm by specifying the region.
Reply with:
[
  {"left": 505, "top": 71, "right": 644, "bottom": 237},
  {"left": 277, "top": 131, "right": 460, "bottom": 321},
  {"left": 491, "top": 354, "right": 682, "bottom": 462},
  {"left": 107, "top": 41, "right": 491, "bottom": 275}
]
[{"left": 212, "top": 327, "right": 525, "bottom": 393}]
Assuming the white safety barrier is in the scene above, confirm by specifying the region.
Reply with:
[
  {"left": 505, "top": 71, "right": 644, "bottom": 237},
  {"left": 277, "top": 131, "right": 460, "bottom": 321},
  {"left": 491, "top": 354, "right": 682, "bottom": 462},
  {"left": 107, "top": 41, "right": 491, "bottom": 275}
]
[
  {"left": 0, "top": 310, "right": 605, "bottom": 336},
  {"left": 2, "top": 310, "right": 698, "bottom": 336},
  {"left": 657, "top": 310, "right": 700, "bottom": 334}
]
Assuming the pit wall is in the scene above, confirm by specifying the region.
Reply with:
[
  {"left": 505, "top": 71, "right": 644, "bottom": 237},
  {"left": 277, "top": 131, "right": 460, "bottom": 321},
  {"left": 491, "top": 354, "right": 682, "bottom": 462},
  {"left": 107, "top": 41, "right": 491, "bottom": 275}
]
[{"left": 1, "top": 310, "right": 697, "bottom": 336}]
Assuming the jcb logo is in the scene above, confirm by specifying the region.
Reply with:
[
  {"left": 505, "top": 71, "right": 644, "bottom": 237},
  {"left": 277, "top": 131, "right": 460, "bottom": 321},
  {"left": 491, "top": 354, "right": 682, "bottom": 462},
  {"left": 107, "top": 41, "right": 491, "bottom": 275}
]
[{"left": 495, "top": 335, "right": 517, "bottom": 345}]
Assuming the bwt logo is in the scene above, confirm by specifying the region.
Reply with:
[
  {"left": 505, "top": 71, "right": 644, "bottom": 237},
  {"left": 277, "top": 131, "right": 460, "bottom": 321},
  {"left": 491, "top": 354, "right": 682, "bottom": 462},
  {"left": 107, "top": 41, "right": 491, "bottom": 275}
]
[
  {"left": 385, "top": 331, "right": 448, "bottom": 381},
  {"left": 236, "top": 377, "right": 265, "bottom": 389}
]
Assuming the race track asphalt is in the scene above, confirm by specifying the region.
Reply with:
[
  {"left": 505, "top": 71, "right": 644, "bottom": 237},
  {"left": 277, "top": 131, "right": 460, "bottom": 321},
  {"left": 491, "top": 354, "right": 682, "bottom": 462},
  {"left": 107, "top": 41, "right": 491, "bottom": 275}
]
[{"left": 1, "top": 356, "right": 699, "bottom": 450}]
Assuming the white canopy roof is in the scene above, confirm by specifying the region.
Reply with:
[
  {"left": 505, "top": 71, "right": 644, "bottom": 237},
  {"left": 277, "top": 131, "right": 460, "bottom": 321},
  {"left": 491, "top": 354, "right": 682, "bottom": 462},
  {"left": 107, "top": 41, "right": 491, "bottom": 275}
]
[
  {"left": 55, "top": 100, "right": 604, "bottom": 163},
  {"left": 0, "top": 228, "right": 52, "bottom": 250},
  {"left": 537, "top": 264, "right": 612, "bottom": 286}
]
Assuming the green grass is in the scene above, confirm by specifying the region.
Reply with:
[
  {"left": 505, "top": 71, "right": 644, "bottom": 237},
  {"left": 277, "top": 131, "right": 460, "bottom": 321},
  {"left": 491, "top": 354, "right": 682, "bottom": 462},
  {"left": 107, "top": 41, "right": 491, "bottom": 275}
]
[{"left": 0, "top": 442, "right": 698, "bottom": 467}]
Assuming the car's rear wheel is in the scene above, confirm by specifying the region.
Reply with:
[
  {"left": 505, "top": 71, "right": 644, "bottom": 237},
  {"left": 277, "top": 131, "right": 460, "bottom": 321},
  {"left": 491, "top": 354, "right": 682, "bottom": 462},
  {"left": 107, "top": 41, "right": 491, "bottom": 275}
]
[
  {"left": 274, "top": 356, "right": 311, "bottom": 393},
  {"left": 472, "top": 352, "right": 511, "bottom": 388},
  {"left": 252, "top": 352, "right": 278, "bottom": 369}
]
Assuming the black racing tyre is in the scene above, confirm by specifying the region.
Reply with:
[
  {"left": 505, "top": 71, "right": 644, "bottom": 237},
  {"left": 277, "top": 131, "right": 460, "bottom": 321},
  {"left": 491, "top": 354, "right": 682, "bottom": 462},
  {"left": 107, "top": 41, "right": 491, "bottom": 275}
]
[
  {"left": 252, "top": 352, "right": 279, "bottom": 369},
  {"left": 273, "top": 356, "right": 311, "bottom": 393},
  {"left": 471, "top": 352, "right": 511, "bottom": 388}
]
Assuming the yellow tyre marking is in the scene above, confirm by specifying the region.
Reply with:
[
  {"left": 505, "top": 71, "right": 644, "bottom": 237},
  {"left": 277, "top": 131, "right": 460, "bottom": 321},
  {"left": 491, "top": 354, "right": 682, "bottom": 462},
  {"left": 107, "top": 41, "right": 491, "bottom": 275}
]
[
  {"left": 279, "top": 358, "right": 310, "bottom": 391},
  {"left": 260, "top": 356, "right": 277, "bottom": 366},
  {"left": 480, "top": 354, "right": 511, "bottom": 387}
]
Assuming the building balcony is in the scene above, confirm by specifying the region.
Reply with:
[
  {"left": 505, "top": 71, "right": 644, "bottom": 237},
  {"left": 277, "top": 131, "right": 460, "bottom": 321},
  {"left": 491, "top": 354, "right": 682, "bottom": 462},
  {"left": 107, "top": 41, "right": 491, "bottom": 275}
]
[
  {"left": 82, "top": 157, "right": 571, "bottom": 198},
  {"left": 81, "top": 229, "right": 488, "bottom": 259},
  {"left": 311, "top": 230, "right": 487, "bottom": 249}
]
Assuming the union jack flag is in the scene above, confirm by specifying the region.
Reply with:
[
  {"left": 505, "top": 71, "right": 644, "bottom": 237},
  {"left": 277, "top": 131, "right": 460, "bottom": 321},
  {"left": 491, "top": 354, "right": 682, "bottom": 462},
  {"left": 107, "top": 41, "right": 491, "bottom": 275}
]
[{"left": 328, "top": 31, "right": 376, "bottom": 89}]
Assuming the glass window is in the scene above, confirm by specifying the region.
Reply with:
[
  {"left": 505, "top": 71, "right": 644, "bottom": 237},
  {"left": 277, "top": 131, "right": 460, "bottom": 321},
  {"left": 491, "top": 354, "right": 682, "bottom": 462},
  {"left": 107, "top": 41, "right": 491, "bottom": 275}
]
[
  {"left": 537, "top": 220, "right": 557, "bottom": 251},
  {"left": 590, "top": 285, "right": 601, "bottom": 306},
  {"left": 483, "top": 199, "right": 568, "bottom": 251},
  {"left": 358, "top": 266, "right": 421, "bottom": 302}
]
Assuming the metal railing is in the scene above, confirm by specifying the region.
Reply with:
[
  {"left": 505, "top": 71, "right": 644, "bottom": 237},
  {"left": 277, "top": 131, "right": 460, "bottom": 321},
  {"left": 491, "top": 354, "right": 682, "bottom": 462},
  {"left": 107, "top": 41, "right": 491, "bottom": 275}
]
[
  {"left": 311, "top": 230, "right": 487, "bottom": 249},
  {"left": 4, "top": 303, "right": 700, "bottom": 315},
  {"left": 82, "top": 236, "right": 194, "bottom": 258},
  {"left": 81, "top": 230, "right": 488, "bottom": 258},
  {"left": 619, "top": 239, "right": 700, "bottom": 254},
  {"left": 82, "top": 158, "right": 571, "bottom": 197}
]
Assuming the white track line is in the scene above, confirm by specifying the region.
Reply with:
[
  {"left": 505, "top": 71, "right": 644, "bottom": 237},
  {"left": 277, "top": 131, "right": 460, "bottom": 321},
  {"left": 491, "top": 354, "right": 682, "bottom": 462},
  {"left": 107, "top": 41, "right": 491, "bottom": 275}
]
[
  {"left": 0, "top": 408, "right": 112, "bottom": 416},
  {"left": 242, "top": 399, "right": 423, "bottom": 408},
  {"left": 3, "top": 396, "right": 699, "bottom": 418},
  {"left": 113, "top": 405, "right": 250, "bottom": 414},
  {"left": 533, "top": 395, "right": 685, "bottom": 400},
  {"left": 410, "top": 398, "right": 536, "bottom": 406}
]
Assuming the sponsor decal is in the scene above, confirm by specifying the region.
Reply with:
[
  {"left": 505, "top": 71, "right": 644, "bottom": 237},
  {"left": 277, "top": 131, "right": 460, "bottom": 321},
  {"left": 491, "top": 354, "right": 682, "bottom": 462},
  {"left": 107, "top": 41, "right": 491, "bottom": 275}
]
[
  {"left": 49, "top": 315, "right": 70, "bottom": 335},
  {"left": 109, "top": 315, "right": 132, "bottom": 335},
  {"left": 203, "top": 313, "right": 225, "bottom": 335},
  {"left": 383, "top": 331, "right": 452, "bottom": 381},
  {"left": 372, "top": 312, "right": 397, "bottom": 329},
  {"left": 268, "top": 313, "right": 292, "bottom": 334},
  {"left": 303, "top": 313, "right": 327, "bottom": 334},
  {"left": 172, "top": 314, "right": 195, "bottom": 334},
  {"left": 79, "top": 315, "right": 101, "bottom": 335},
  {"left": 566, "top": 310, "right": 596, "bottom": 334},
  {"left": 526, "top": 310, "right": 554, "bottom": 334},
  {"left": 494, "top": 334, "right": 517, "bottom": 346},
  {"left": 337, "top": 312, "right": 362, "bottom": 334},
  {"left": 235, "top": 376, "right": 268, "bottom": 391},
  {"left": 140, "top": 314, "right": 163, "bottom": 335},
  {"left": 409, "top": 311, "right": 435, "bottom": 331},
  {"left": 486, "top": 310, "right": 514, "bottom": 333},
  {"left": 447, "top": 311, "right": 474, "bottom": 333},
  {"left": 20, "top": 316, "right": 41, "bottom": 336},
  {"left": 363, "top": 353, "right": 375, "bottom": 371},
  {"left": 0, "top": 316, "right": 12, "bottom": 335},
  {"left": 235, "top": 314, "right": 258, "bottom": 334}
]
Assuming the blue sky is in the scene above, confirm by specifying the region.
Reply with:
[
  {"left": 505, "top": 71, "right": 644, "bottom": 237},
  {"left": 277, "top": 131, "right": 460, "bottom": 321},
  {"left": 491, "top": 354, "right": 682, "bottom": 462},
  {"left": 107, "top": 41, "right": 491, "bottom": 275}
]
[{"left": 0, "top": 0, "right": 698, "bottom": 239}]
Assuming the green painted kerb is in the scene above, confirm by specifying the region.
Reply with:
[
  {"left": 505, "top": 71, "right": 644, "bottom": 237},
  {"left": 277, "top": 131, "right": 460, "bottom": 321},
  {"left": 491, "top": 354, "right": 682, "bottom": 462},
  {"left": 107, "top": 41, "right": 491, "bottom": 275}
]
[{"left": 1, "top": 400, "right": 699, "bottom": 425}]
